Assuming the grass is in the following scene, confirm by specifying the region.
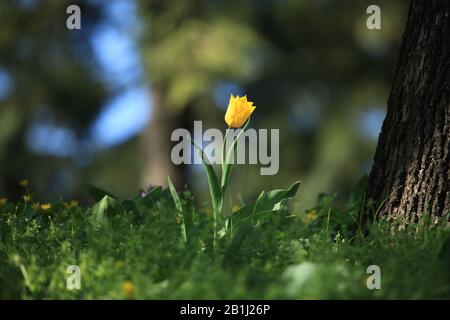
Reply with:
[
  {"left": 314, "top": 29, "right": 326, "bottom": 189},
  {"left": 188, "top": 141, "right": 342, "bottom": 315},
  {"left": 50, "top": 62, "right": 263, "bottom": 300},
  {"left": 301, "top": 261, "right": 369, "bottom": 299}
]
[{"left": 0, "top": 184, "right": 449, "bottom": 299}]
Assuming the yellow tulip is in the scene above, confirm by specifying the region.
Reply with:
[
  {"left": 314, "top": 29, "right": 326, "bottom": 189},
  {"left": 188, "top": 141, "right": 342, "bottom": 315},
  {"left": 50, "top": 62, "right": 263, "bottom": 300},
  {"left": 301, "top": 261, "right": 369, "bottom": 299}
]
[
  {"left": 19, "top": 179, "right": 29, "bottom": 187},
  {"left": 64, "top": 200, "right": 79, "bottom": 209},
  {"left": 302, "top": 210, "right": 318, "bottom": 224},
  {"left": 224, "top": 95, "right": 256, "bottom": 128},
  {"left": 122, "top": 281, "right": 135, "bottom": 298},
  {"left": 70, "top": 200, "right": 79, "bottom": 207},
  {"left": 40, "top": 203, "right": 51, "bottom": 210}
]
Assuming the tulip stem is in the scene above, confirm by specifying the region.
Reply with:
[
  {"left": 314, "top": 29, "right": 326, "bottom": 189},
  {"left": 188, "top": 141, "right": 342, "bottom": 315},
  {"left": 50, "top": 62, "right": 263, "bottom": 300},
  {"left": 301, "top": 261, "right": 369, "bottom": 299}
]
[
  {"left": 221, "top": 127, "right": 230, "bottom": 175},
  {"left": 212, "top": 126, "right": 230, "bottom": 245}
]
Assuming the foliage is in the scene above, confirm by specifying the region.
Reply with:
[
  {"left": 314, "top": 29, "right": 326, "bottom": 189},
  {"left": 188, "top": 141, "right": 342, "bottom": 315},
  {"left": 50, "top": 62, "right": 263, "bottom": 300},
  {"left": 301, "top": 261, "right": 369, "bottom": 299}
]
[{"left": 0, "top": 182, "right": 449, "bottom": 299}]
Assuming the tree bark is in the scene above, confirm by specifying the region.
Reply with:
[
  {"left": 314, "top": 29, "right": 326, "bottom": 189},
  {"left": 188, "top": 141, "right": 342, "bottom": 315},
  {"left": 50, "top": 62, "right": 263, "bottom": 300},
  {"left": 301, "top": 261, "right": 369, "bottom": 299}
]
[
  {"left": 366, "top": 0, "right": 450, "bottom": 222},
  {"left": 139, "top": 88, "right": 188, "bottom": 190}
]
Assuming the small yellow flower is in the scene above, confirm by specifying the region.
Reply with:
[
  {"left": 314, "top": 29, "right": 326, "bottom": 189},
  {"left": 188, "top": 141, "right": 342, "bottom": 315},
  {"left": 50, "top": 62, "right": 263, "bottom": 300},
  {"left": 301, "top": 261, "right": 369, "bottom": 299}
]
[
  {"left": 224, "top": 94, "right": 256, "bottom": 128},
  {"left": 40, "top": 203, "right": 51, "bottom": 211},
  {"left": 0, "top": 197, "right": 7, "bottom": 206},
  {"left": 121, "top": 281, "right": 135, "bottom": 298},
  {"left": 64, "top": 200, "right": 79, "bottom": 209},
  {"left": 19, "top": 180, "right": 29, "bottom": 187},
  {"left": 362, "top": 275, "right": 370, "bottom": 287},
  {"left": 31, "top": 202, "right": 40, "bottom": 210},
  {"left": 303, "top": 210, "right": 318, "bottom": 224},
  {"left": 23, "top": 195, "right": 32, "bottom": 203}
]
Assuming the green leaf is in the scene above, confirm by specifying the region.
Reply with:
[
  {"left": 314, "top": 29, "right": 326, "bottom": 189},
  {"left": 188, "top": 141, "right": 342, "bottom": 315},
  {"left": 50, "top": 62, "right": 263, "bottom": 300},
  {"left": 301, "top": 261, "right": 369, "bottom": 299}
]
[
  {"left": 223, "top": 224, "right": 254, "bottom": 267},
  {"left": 252, "top": 191, "right": 265, "bottom": 223},
  {"left": 167, "top": 177, "right": 183, "bottom": 212},
  {"left": 87, "top": 185, "right": 117, "bottom": 202},
  {"left": 221, "top": 119, "right": 250, "bottom": 194},
  {"left": 90, "top": 195, "right": 121, "bottom": 229},
  {"left": 168, "top": 176, "right": 193, "bottom": 244},
  {"left": 188, "top": 136, "right": 222, "bottom": 218},
  {"left": 232, "top": 181, "right": 301, "bottom": 226}
]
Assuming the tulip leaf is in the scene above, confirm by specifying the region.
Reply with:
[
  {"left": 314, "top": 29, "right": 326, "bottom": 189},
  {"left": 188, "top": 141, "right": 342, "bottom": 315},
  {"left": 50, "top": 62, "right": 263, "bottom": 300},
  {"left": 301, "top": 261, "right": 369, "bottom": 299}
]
[
  {"left": 252, "top": 191, "right": 265, "bottom": 223},
  {"left": 221, "top": 119, "right": 250, "bottom": 194},
  {"left": 188, "top": 136, "right": 222, "bottom": 221},
  {"left": 233, "top": 209, "right": 280, "bottom": 228},
  {"left": 232, "top": 181, "right": 301, "bottom": 226}
]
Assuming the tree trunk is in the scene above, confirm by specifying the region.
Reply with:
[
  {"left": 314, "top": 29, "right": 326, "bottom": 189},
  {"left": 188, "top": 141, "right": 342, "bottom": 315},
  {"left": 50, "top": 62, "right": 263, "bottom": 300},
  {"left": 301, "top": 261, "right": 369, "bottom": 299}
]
[
  {"left": 366, "top": 0, "right": 450, "bottom": 223},
  {"left": 139, "top": 88, "right": 188, "bottom": 190}
]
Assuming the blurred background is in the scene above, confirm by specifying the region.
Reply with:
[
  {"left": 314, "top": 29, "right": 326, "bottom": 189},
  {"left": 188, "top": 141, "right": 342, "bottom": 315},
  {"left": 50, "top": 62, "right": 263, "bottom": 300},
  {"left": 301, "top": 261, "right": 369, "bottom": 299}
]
[{"left": 0, "top": 0, "right": 408, "bottom": 211}]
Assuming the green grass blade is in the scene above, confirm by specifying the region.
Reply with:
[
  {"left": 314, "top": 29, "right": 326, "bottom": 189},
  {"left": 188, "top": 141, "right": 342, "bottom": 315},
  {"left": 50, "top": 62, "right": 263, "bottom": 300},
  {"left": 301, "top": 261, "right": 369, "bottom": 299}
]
[
  {"left": 168, "top": 176, "right": 193, "bottom": 244},
  {"left": 168, "top": 176, "right": 183, "bottom": 212}
]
